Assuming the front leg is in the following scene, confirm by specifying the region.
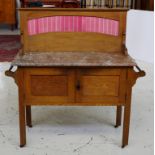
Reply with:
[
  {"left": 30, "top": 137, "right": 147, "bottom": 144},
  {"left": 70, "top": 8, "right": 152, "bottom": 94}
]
[
  {"left": 122, "top": 69, "right": 132, "bottom": 148},
  {"left": 122, "top": 67, "right": 145, "bottom": 148},
  {"left": 122, "top": 104, "right": 131, "bottom": 147},
  {"left": 18, "top": 69, "right": 26, "bottom": 147},
  {"left": 19, "top": 99, "right": 26, "bottom": 147}
]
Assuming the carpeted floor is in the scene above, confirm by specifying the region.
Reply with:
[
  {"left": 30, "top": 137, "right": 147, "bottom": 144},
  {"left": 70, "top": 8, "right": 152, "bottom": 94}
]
[{"left": 0, "top": 35, "right": 20, "bottom": 62}]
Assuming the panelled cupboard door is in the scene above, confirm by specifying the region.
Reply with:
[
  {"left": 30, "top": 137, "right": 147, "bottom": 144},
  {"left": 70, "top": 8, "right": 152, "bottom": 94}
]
[
  {"left": 24, "top": 68, "right": 75, "bottom": 105},
  {"left": 76, "top": 68, "right": 127, "bottom": 105}
]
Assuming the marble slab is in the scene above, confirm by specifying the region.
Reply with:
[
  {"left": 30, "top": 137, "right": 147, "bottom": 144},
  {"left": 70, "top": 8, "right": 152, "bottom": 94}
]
[{"left": 12, "top": 51, "right": 137, "bottom": 67}]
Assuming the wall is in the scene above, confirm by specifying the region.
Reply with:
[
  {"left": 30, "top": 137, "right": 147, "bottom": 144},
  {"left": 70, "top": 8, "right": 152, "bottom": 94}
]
[{"left": 126, "top": 10, "right": 154, "bottom": 63}]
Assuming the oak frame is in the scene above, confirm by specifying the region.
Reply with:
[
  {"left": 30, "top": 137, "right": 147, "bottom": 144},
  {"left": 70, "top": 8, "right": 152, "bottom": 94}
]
[{"left": 19, "top": 8, "right": 127, "bottom": 53}]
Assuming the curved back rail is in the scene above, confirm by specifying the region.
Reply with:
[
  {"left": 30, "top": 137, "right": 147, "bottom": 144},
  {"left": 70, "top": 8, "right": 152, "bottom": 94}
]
[{"left": 19, "top": 8, "right": 127, "bottom": 53}]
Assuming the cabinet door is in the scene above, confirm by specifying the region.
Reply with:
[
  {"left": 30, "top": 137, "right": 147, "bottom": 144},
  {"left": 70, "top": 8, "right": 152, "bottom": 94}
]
[
  {"left": 76, "top": 68, "right": 126, "bottom": 105},
  {"left": 24, "top": 68, "right": 75, "bottom": 105}
]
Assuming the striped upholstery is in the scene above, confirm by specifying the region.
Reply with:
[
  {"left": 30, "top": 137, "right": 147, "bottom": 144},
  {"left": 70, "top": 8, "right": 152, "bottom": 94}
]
[{"left": 28, "top": 16, "right": 119, "bottom": 36}]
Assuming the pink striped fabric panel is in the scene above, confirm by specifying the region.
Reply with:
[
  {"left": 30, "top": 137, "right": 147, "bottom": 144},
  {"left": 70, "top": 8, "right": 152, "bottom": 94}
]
[{"left": 28, "top": 16, "right": 119, "bottom": 36}]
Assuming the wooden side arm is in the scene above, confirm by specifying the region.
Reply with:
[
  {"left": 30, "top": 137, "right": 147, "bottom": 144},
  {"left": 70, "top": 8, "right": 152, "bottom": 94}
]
[
  {"left": 5, "top": 66, "right": 17, "bottom": 84},
  {"left": 134, "top": 65, "right": 146, "bottom": 78},
  {"left": 131, "top": 65, "right": 146, "bottom": 86}
]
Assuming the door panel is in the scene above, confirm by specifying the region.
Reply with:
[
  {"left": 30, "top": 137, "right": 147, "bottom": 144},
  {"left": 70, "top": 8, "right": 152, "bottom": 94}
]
[
  {"left": 82, "top": 76, "right": 119, "bottom": 96},
  {"left": 24, "top": 68, "right": 75, "bottom": 105},
  {"left": 76, "top": 68, "right": 126, "bottom": 105},
  {"left": 31, "top": 75, "right": 68, "bottom": 96}
]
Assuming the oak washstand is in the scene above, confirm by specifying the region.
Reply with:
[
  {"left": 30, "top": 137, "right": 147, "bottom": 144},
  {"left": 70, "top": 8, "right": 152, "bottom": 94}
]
[{"left": 5, "top": 8, "right": 145, "bottom": 147}]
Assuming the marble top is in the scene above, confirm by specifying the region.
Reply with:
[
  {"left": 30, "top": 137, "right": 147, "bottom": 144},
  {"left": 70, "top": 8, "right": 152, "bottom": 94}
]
[{"left": 12, "top": 51, "right": 137, "bottom": 67}]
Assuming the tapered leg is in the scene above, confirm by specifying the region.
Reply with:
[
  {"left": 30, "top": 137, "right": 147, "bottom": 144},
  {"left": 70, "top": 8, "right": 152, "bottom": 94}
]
[
  {"left": 18, "top": 69, "right": 26, "bottom": 147},
  {"left": 115, "top": 106, "right": 122, "bottom": 128},
  {"left": 26, "top": 106, "right": 32, "bottom": 127},
  {"left": 19, "top": 95, "right": 26, "bottom": 147},
  {"left": 122, "top": 88, "right": 132, "bottom": 148}
]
